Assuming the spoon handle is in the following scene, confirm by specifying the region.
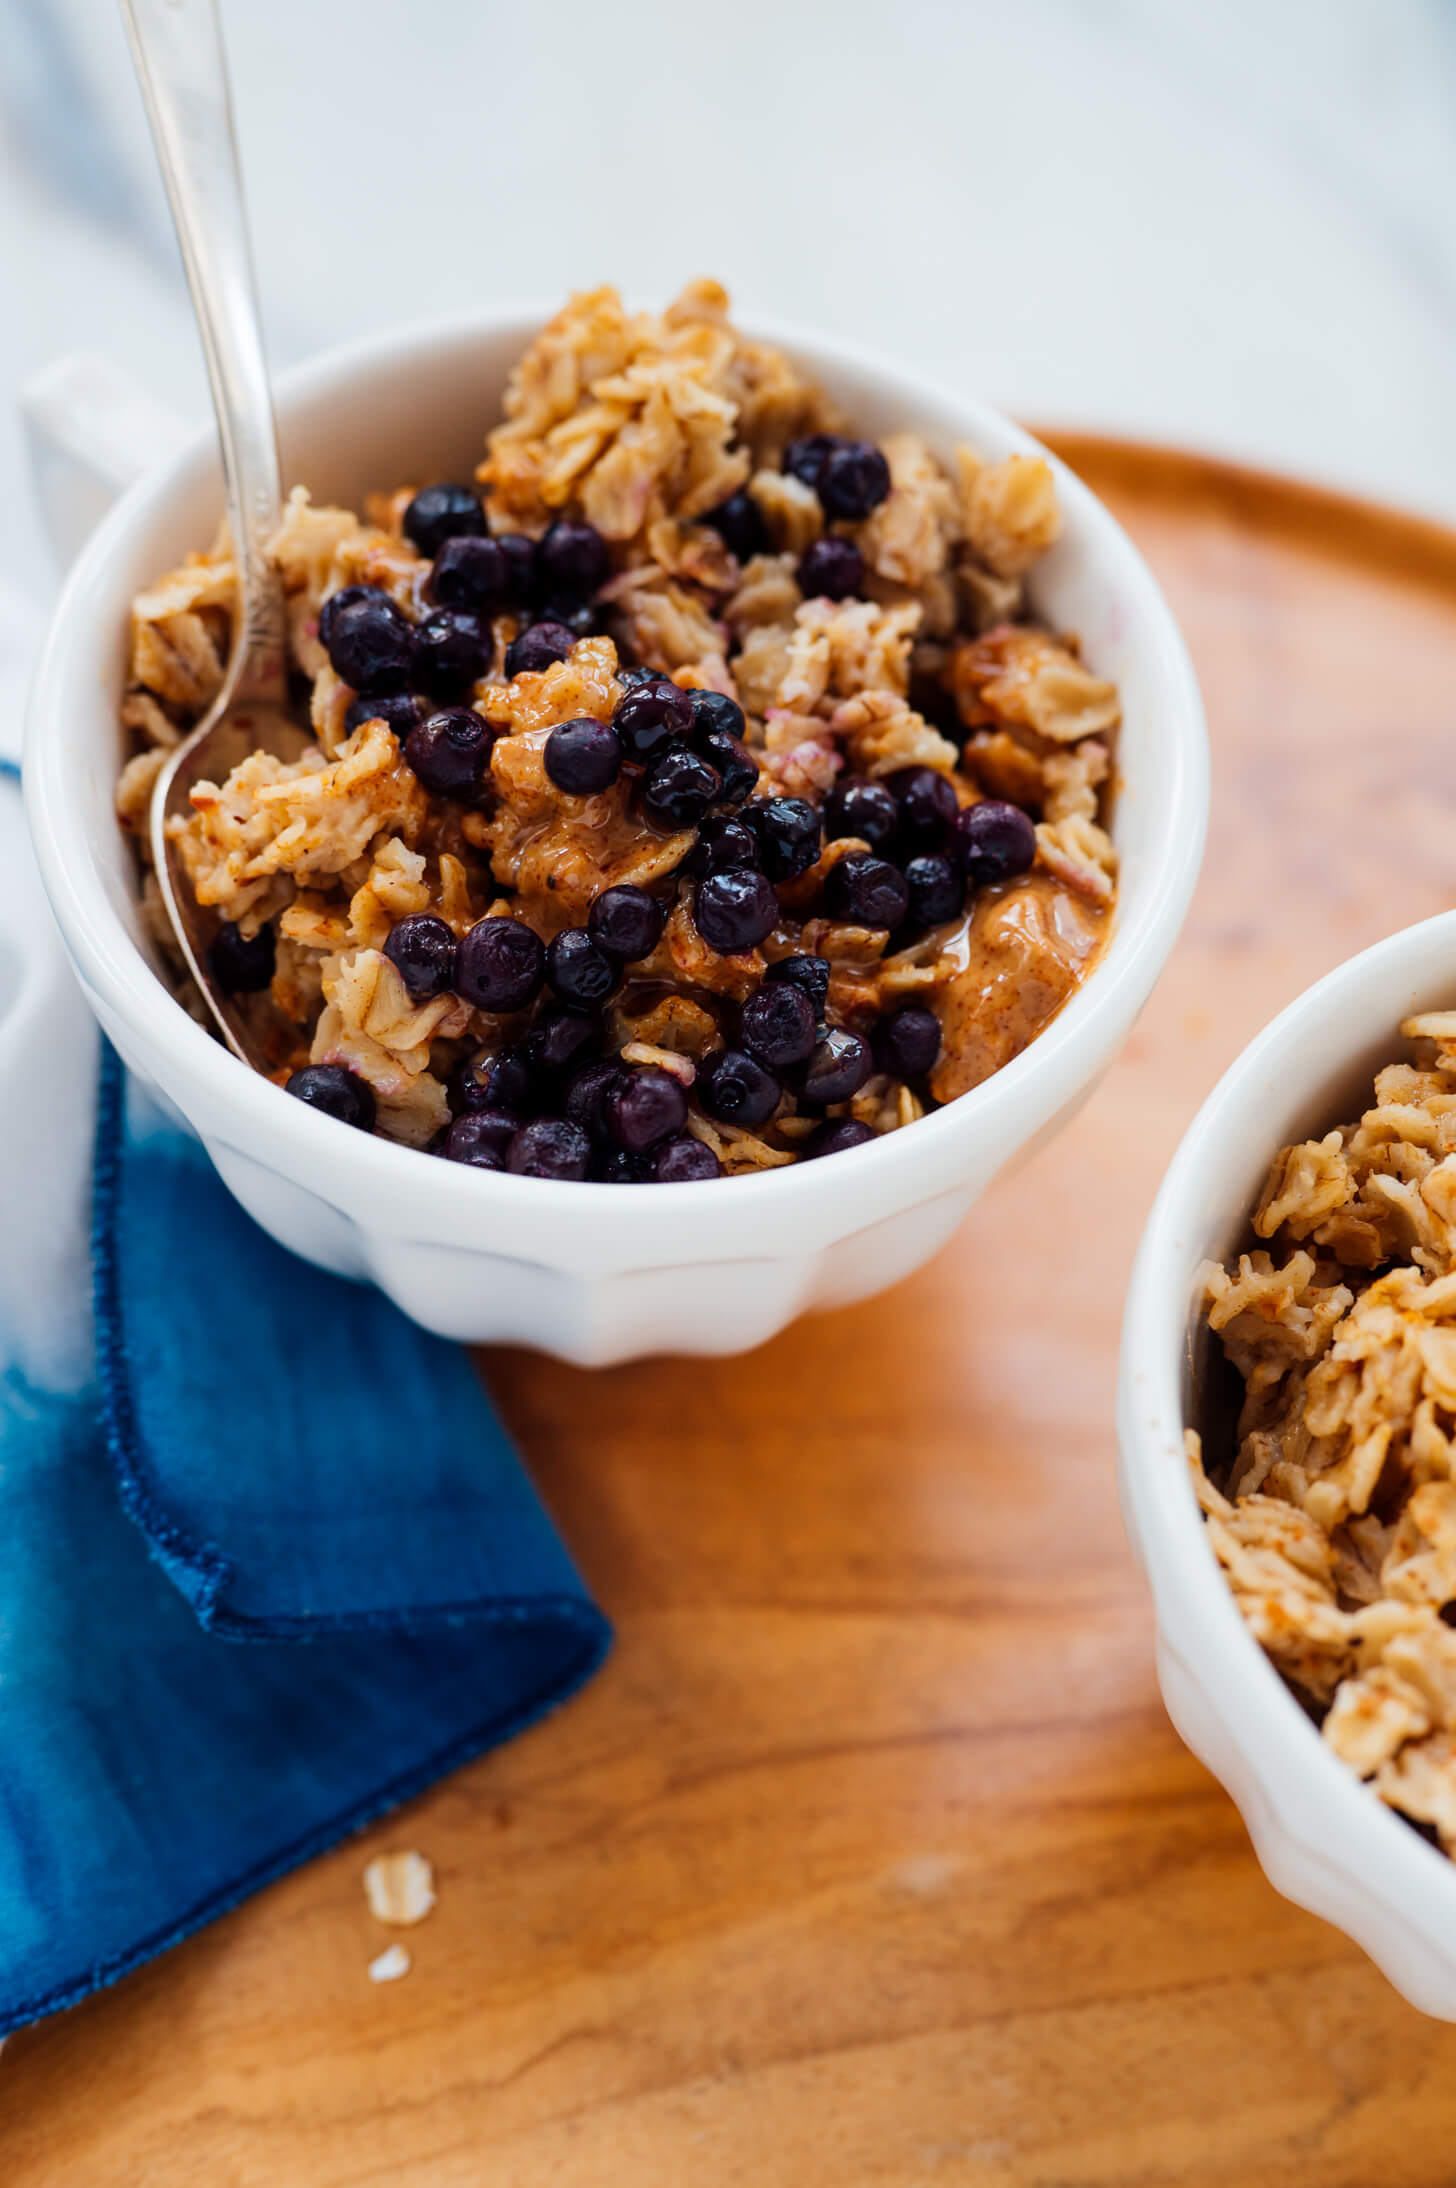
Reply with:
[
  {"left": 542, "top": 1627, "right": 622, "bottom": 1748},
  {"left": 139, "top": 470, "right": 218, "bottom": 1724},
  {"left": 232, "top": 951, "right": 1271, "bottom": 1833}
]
[{"left": 120, "top": 0, "right": 287, "bottom": 703}]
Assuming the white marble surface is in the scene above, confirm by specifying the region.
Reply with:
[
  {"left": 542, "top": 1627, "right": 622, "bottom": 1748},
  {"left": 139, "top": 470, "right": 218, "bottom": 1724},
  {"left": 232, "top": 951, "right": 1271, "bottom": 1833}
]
[{"left": 2, "top": 0, "right": 1453, "bottom": 609}]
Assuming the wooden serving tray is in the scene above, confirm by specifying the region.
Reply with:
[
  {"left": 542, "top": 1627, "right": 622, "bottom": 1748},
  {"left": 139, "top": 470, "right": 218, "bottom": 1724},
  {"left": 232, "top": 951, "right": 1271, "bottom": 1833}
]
[{"left": 7, "top": 443, "right": 1456, "bottom": 2188}]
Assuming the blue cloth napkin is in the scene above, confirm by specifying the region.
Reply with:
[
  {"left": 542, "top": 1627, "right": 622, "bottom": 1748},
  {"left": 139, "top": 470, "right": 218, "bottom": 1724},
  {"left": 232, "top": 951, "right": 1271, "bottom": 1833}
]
[{"left": 0, "top": 757, "right": 610, "bottom": 2036}]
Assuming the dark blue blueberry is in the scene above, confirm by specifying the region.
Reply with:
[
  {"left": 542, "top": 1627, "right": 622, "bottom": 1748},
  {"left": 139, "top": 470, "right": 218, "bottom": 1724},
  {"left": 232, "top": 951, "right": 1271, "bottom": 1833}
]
[
  {"left": 587, "top": 884, "right": 666, "bottom": 963},
  {"left": 455, "top": 916, "right": 546, "bottom": 1012},
  {"left": 824, "top": 853, "right": 910, "bottom": 930},
  {"left": 343, "top": 691, "right": 425, "bottom": 739},
  {"left": 536, "top": 518, "right": 608, "bottom": 600},
  {"left": 763, "top": 953, "right": 830, "bottom": 1019},
  {"left": 701, "top": 489, "right": 769, "bottom": 560},
  {"left": 738, "top": 981, "right": 817, "bottom": 1070},
  {"left": 824, "top": 776, "right": 899, "bottom": 850},
  {"left": 496, "top": 532, "right": 538, "bottom": 605},
  {"left": 698, "top": 1048, "right": 780, "bottom": 1129},
  {"left": 383, "top": 913, "right": 458, "bottom": 999},
  {"left": 688, "top": 687, "right": 747, "bottom": 743},
  {"left": 522, "top": 1008, "right": 600, "bottom": 1078},
  {"left": 643, "top": 746, "right": 720, "bottom": 829},
  {"left": 695, "top": 726, "right": 758, "bottom": 806},
  {"left": 543, "top": 600, "right": 601, "bottom": 639},
  {"left": 505, "top": 619, "right": 575, "bottom": 677},
  {"left": 544, "top": 716, "right": 622, "bottom": 795},
  {"left": 817, "top": 440, "right": 891, "bottom": 521},
  {"left": 612, "top": 673, "right": 695, "bottom": 763},
  {"left": 564, "top": 1058, "right": 623, "bottom": 1140},
  {"left": 604, "top": 1066, "right": 688, "bottom": 1153},
  {"left": 506, "top": 1117, "right": 592, "bottom": 1180},
  {"left": 783, "top": 434, "right": 841, "bottom": 491},
  {"left": 404, "top": 706, "right": 495, "bottom": 799},
  {"left": 592, "top": 1147, "right": 653, "bottom": 1183},
  {"left": 742, "top": 796, "right": 821, "bottom": 882},
  {"left": 443, "top": 1110, "right": 517, "bottom": 1168},
  {"left": 693, "top": 868, "right": 779, "bottom": 954},
  {"left": 684, "top": 815, "right": 761, "bottom": 878},
  {"left": 797, "top": 536, "right": 864, "bottom": 602},
  {"left": 414, "top": 608, "right": 489, "bottom": 699},
  {"left": 208, "top": 918, "right": 274, "bottom": 994},
  {"left": 429, "top": 533, "right": 511, "bottom": 613},
  {"left": 889, "top": 764, "right": 958, "bottom": 849},
  {"left": 953, "top": 799, "right": 1038, "bottom": 887},
  {"left": 402, "top": 483, "right": 485, "bottom": 557},
  {"left": 616, "top": 664, "right": 658, "bottom": 689},
  {"left": 802, "top": 1117, "right": 876, "bottom": 1160},
  {"left": 284, "top": 1063, "right": 376, "bottom": 1131},
  {"left": 322, "top": 586, "right": 416, "bottom": 695},
  {"left": 873, "top": 1005, "right": 942, "bottom": 1079},
  {"left": 450, "top": 1045, "right": 533, "bottom": 1116},
  {"left": 903, "top": 852, "right": 963, "bottom": 928},
  {"left": 653, "top": 1136, "right": 722, "bottom": 1182},
  {"left": 798, "top": 1028, "right": 872, "bottom": 1107},
  {"left": 317, "top": 585, "right": 372, "bottom": 651},
  {"left": 546, "top": 926, "right": 619, "bottom": 1006}
]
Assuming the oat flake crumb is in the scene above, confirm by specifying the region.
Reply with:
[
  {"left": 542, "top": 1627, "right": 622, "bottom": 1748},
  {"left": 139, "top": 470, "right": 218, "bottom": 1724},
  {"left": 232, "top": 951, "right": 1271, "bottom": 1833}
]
[
  {"left": 368, "top": 1944, "right": 411, "bottom": 1984},
  {"left": 363, "top": 1849, "right": 436, "bottom": 1926}
]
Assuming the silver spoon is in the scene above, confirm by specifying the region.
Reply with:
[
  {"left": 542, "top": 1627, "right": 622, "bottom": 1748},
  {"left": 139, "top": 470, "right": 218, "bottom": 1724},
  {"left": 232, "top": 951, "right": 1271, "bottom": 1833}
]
[{"left": 123, "top": 0, "right": 308, "bottom": 1065}]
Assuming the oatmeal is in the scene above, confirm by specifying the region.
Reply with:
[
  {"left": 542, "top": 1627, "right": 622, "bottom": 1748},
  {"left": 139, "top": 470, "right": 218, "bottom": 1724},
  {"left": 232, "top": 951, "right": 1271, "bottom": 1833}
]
[
  {"left": 1194, "top": 1013, "right": 1456, "bottom": 1851},
  {"left": 116, "top": 281, "right": 1118, "bottom": 1182}
]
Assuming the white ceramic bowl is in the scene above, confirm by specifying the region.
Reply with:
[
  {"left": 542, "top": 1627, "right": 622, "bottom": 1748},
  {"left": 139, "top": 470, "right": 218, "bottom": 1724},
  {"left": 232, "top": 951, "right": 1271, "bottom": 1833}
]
[
  {"left": 25, "top": 311, "right": 1207, "bottom": 1363},
  {"left": 1119, "top": 911, "right": 1456, "bottom": 2017}
]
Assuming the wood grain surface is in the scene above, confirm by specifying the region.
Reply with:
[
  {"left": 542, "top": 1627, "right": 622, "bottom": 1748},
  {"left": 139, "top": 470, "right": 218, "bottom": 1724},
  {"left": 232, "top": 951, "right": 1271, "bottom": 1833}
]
[{"left": 6, "top": 444, "right": 1456, "bottom": 2186}]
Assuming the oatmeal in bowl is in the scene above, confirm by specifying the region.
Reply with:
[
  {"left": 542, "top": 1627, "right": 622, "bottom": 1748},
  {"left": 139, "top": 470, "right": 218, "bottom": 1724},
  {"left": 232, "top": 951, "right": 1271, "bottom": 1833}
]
[{"left": 116, "top": 281, "right": 1121, "bottom": 1185}]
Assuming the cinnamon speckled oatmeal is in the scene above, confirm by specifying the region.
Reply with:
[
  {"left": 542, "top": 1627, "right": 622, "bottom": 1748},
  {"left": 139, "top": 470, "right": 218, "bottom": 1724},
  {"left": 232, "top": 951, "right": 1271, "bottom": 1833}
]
[
  {"left": 117, "top": 281, "right": 1119, "bottom": 1182},
  {"left": 1193, "top": 1012, "right": 1456, "bottom": 1851}
]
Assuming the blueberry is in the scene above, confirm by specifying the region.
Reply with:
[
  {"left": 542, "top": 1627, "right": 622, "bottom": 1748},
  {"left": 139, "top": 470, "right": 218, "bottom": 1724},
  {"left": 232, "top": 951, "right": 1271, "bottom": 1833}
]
[
  {"left": 694, "top": 869, "right": 779, "bottom": 954},
  {"left": 616, "top": 664, "right": 658, "bottom": 689},
  {"left": 763, "top": 953, "right": 830, "bottom": 1019},
  {"left": 612, "top": 673, "right": 695, "bottom": 763},
  {"left": 344, "top": 692, "right": 425, "bottom": 739},
  {"left": 544, "top": 716, "right": 622, "bottom": 795},
  {"left": 284, "top": 1062, "right": 376, "bottom": 1131},
  {"left": 450, "top": 1045, "right": 533, "bottom": 1116},
  {"left": 604, "top": 1066, "right": 688, "bottom": 1153},
  {"left": 402, "top": 483, "right": 485, "bottom": 558},
  {"left": 537, "top": 518, "right": 608, "bottom": 600},
  {"left": 797, "top": 536, "right": 865, "bottom": 603},
  {"left": 587, "top": 884, "right": 666, "bottom": 963},
  {"left": 592, "top": 1147, "right": 652, "bottom": 1183},
  {"left": 323, "top": 586, "right": 416, "bottom": 695},
  {"left": 546, "top": 926, "right": 619, "bottom": 1007},
  {"left": 643, "top": 746, "right": 720, "bottom": 829},
  {"left": 698, "top": 1047, "right": 780, "bottom": 1129},
  {"left": 742, "top": 796, "right": 821, "bottom": 882},
  {"left": 684, "top": 815, "right": 761, "bottom": 877},
  {"left": 783, "top": 434, "right": 841, "bottom": 491},
  {"left": 443, "top": 1110, "right": 516, "bottom": 1169},
  {"left": 688, "top": 687, "right": 747, "bottom": 743},
  {"left": 696, "top": 727, "right": 758, "bottom": 806},
  {"left": 404, "top": 705, "right": 495, "bottom": 799},
  {"left": 903, "top": 852, "right": 963, "bottom": 928},
  {"left": 506, "top": 1117, "right": 592, "bottom": 1180},
  {"left": 824, "top": 853, "right": 910, "bottom": 930},
  {"left": 317, "top": 585, "right": 372, "bottom": 651},
  {"left": 544, "top": 600, "right": 601, "bottom": 639},
  {"left": 798, "top": 1028, "right": 872, "bottom": 1107},
  {"left": 521, "top": 1008, "right": 600, "bottom": 1078},
  {"left": 428, "top": 533, "right": 510, "bottom": 613},
  {"left": 817, "top": 440, "right": 891, "bottom": 521},
  {"left": 824, "top": 775, "right": 899, "bottom": 851},
  {"left": 889, "top": 764, "right": 958, "bottom": 849},
  {"left": 653, "top": 1136, "right": 722, "bottom": 1182},
  {"left": 873, "top": 1005, "right": 942, "bottom": 1079},
  {"left": 414, "top": 608, "right": 489, "bottom": 699},
  {"left": 497, "top": 532, "right": 538, "bottom": 606},
  {"left": 208, "top": 918, "right": 274, "bottom": 994},
  {"left": 564, "top": 1058, "right": 623, "bottom": 1140},
  {"left": 739, "top": 981, "right": 817, "bottom": 1070},
  {"left": 802, "top": 1117, "right": 876, "bottom": 1160},
  {"left": 701, "top": 488, "right": 769, "bottom": 560},
  {"left": 384, "top": 913, "right": 458, "bottom": 999},
  {"left": 953, "top": 799, "right": 1039, "bottom": 887},
  {"left": 455, "top": 916, "right": 546, "bottom": 1012},
  {"left": 505, "top": 620, "right": 575, "bottom": 677}
]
